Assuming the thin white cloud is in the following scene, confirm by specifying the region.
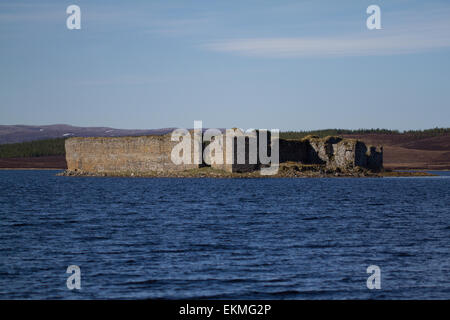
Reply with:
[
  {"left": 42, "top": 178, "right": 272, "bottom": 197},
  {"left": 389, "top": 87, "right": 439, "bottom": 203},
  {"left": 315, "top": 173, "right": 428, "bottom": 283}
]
[
  {"left": 147, "top": 17, "right": 211, "bottom": 33},
  {"left": 76, "top": 75, "right": 173, "bottom": 86},
  {"left": 204, "top": 18, "right": 450, "bottom": 58}
]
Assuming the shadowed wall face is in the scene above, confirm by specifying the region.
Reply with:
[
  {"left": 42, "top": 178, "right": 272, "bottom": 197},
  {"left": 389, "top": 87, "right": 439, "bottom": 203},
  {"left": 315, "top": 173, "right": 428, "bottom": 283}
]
[
  {"left": 210, "top": 135, "right": 260, "bottom": 173},
  {"left": 279, "top": 139, "right": 312, "bottom": 163},
  {"left": 279, "top": 137, "right": 383, "bottom": 170},
  {"left": 209, "top": 129, "right": 273, "bottom": 173}
]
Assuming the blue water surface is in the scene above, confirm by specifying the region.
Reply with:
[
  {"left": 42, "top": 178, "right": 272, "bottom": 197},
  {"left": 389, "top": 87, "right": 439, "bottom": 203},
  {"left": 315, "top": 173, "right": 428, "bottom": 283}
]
[{"left": 0, "top": 170, "right": 449, "bottom": 299}]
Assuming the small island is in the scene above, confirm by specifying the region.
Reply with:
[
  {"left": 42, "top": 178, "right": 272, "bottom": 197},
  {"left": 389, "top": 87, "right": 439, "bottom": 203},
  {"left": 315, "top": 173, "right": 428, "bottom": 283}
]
[{"left": 59, "top": 130, "right": 434, "bottom": 178}]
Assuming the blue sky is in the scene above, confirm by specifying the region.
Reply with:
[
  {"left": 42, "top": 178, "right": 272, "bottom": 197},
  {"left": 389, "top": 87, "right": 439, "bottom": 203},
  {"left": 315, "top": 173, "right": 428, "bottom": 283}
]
[{"left": 1, "top": 0, "right": 449, "bottom": 130}]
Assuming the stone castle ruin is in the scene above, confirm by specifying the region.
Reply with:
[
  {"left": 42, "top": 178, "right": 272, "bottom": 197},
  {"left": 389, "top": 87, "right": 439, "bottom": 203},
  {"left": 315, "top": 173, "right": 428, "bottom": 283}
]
[
  {"left": 279, "top": 136, "right": 383, "bottom": 171},
  {"left": 65, "top": 128, "right": 383, "bottom": 176}
]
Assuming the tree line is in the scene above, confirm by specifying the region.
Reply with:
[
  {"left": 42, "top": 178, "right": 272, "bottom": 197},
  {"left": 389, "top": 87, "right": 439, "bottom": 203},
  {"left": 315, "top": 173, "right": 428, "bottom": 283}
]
[
  {"left": 0, "top": 138, "right": 66, "bottom": 158},
  {"left": 280, "top": 128, "right": 450, "bottom": 140}
]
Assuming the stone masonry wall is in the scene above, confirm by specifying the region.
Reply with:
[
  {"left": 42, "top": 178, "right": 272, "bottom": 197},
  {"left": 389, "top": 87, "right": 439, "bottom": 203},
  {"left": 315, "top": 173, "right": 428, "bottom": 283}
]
[
  {"left": 65, "top": 134, "right": 200, "bottom": 174},
  {"left": 65, "top": 132, "right": 383, "bottom": 175}
]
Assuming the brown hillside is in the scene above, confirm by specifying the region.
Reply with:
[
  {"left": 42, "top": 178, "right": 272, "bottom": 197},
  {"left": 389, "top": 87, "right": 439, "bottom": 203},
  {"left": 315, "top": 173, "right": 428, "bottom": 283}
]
[
  {"left": 0, "top": 156, "right": 67, "bottom": 169},
  {"left": 342, "top": 133, "right": 450, "bottom": 170}
]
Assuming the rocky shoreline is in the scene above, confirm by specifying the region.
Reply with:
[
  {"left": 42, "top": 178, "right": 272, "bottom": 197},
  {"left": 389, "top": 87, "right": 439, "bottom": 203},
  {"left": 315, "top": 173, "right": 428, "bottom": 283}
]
[{"left": 57, "top": 164, "right": 435, "bottom": 178}]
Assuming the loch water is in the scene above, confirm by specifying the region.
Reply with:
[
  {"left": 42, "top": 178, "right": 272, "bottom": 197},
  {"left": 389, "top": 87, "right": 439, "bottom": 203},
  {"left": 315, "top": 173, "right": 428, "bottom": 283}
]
[{"left": 0, "top": 170, "right": 449, "bottom": 299}]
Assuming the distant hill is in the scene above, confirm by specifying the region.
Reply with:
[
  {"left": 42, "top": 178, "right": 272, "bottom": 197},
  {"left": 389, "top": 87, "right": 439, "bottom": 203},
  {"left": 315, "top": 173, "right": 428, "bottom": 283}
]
[
  {"left": 0, "top": 125, "right": 449, "bottom": 170},
  {"left": 0, "top": 124, "right": 174, "bottom": 144}
]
